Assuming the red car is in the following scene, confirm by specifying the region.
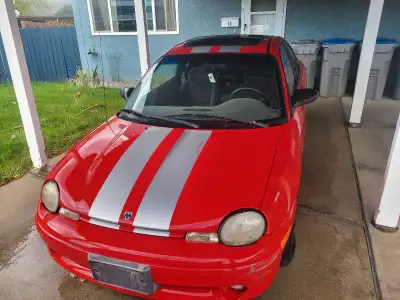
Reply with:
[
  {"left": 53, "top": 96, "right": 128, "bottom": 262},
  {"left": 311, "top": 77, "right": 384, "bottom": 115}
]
[{"left": 36, "top": 35, "right": 318, "bottom": 300}]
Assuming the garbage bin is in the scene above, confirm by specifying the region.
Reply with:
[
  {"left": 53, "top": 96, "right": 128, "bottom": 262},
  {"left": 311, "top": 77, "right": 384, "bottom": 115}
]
[
  {"left": 392, "top": 48, "right": 400, "bottom": 100},
  {"left": 291, "top": 40, "right": 321, "bottom": 88},
  {"left": 365, "top": 38, "right": 397, "bottom": 100},
  {"left": 320, "top": 38, "right": 356, "bottom": 97},
  {"left": 291, "top": 40, "right": 321, "bottom": 89}
]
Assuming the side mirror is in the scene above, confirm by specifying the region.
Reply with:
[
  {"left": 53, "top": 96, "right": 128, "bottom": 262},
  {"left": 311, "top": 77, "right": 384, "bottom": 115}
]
[
  {"left": 120, "top": 87, "right": 134, "bottom": 101},
  {"left": 293, "top": 89, "right": 319, "bottom": 107}
]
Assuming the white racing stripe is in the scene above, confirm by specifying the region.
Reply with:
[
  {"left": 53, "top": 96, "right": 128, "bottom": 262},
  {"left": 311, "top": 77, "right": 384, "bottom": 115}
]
[
  {"left": 219, "top": 46, "right": 242, "bottom": 53},
  {"left": 90, "top": 218, "right": 120, "bottom": 230},
  {"left": 88, "top": 127, "right": 172, "bottom": 225},
  {"left": 133, "top": 130, "right": 212, "bottom": 232},
  {"left": 190, "top": 46, "right": 212, "bottom": 53},
  {"left": 134, "top": 227, "right": 170, "bottom": 237}
]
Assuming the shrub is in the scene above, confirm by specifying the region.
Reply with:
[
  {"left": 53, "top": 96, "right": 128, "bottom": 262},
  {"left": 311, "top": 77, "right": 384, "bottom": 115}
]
[{"left": 70, "top": 66, "right": 101, "bottom": 87}]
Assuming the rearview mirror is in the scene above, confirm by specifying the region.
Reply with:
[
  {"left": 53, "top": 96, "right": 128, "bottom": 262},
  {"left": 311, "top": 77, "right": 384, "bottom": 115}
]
[
  {"left": 120, "top": 87, "right": 134, "bottom": 101},
  {"left": 293, "top": 89, "right": 319, "bottom": 107}
]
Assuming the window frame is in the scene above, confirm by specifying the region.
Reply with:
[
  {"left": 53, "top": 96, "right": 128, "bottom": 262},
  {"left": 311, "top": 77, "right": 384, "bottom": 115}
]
[
  {"left": 87, "top": 0, "right": 180, "bottom": 36},
  {"left": 282, "top": 40, "right": 299, "bottom": 84},
  {"left": 124, "top": 53, "right": 288, "bottom": 126},
  {"left": 280, "top": 42, "right": 296, "bottom": 98},
  {"left": 280, "top": 40, "right": 301, "bottom": 113}
]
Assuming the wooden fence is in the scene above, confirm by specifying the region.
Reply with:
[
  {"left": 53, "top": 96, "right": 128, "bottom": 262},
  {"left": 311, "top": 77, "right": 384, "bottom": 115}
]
[{"left": 0, "top": 27, "right": 81, "bottom": 83}]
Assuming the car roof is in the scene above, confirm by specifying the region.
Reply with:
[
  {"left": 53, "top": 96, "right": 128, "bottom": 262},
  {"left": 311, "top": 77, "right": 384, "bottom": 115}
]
[{"left": 167, "top": 35, "right": 275, "bottom": 55}]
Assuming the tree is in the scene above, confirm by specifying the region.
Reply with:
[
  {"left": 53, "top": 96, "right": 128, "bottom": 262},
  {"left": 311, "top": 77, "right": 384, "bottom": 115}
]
[
  {"left": 14, "top": 0, "right": 50, "bottom": 16},
  {"left": 14, "top": 1, "right": 20, "bottom": 16},
  {"left": 54, "top": 4, "right": 73, "bottom": 17}
]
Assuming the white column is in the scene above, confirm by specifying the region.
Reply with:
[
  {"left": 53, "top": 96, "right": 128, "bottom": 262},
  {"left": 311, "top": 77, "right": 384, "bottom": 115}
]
[
  {"left": 0, "top": 0, "right": 47, "bottom": 169},
  {"left": 134, "top": 0, "right": 150, "bottom": 76},
  {"left": 349, "top": 0, "right": 384, "bottom": 125},
  {"left": 274, "top": 0, "right": 287, "bottom": 37},
  {"left": 374, "top": 113, "right": 400, "bottom": 230}
]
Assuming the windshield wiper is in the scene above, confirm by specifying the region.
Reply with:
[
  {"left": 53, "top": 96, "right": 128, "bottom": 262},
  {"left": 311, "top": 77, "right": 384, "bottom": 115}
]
[
  {"left": 119, "top": 109, "right": 199, "bottom": 128},
  {"left": 167, "top": 113, "right": 269, "bottom": 128}
]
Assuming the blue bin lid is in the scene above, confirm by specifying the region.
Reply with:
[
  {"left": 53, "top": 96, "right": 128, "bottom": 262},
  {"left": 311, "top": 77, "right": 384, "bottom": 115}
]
[
  {"left": 322, "top": 38, "right": 356, "bottom": 45},
  {"left": 291, "top": 39, "right": 321, "bottom": 45},
  {"left": 376, "top": 37, "right": 397, "bottom": 44}
]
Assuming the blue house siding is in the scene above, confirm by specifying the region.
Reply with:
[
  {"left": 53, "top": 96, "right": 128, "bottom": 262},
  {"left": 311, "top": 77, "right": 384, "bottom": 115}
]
[
  {"left": 73, "top": 0, "right": 400, "bottom": 82},
  {"left": 285, "top": 0, "right": 400, "bottom": 41},
  {"left": 72, "top": 0, "right": 241, "bottom": 82}
]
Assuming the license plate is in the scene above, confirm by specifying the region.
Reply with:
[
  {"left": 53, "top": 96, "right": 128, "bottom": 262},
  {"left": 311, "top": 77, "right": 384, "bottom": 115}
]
[{"left": 88, "top": 254, "right": 158, "bottom": 295}]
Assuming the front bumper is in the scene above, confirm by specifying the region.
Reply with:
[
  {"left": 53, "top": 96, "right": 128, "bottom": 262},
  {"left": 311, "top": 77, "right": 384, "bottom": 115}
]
[{"left": 36, "top": 205, "right": 288, "bottom": 300}]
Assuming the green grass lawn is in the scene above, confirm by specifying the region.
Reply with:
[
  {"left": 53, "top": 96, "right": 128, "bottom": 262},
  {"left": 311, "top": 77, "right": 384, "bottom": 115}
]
[{"left": 0, "top": 82, "right": 124, "bottom": 186}]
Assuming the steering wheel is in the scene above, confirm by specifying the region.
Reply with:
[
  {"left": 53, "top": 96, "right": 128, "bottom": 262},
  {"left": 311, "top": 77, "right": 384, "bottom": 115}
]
[{"left": 228, "top": 87, "right": 265, "bottom": 102}]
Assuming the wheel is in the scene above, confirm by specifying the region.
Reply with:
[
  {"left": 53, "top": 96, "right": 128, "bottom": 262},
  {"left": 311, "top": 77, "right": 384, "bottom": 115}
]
[{"left": 280, "top": 226, "right": 296, "bottom": 267}]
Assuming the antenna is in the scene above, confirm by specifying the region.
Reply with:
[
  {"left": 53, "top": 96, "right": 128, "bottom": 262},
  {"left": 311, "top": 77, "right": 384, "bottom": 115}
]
[{"left": 76, "top": 2, "right": 117, "bottom": 135}]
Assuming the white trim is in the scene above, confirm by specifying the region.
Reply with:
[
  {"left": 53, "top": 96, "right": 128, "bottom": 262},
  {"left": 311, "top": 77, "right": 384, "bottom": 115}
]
[
  {"left": 0, "top": 0, "right": 47, "bottom": 168},
  {"left": 86, "top": 0, "right": 180, "bottom": 36},
  {"left": 349, "top": 0, "right": 384, "bottom": 124},
  {"left": 241, "top": 0, "right": 287, "bottom": 36},
  {"left": 87, "top": 0, "right": 96, "bottom": 35},
  {"left": 241, "top": 0, "right": 250, "bottom": 34},
  {"left": 275, "top": 0, "right": 287, "bottom": 36},
  {"left": 281, "top": 0, "right": 287, "bottom": 36},
  {"left": 175, "top": 0, "right": 180, "bottom": 35},
  {"left": 134, "top": 0, "right": 150, "bottom": 75},
  {"left": 375, "top": 111, "right": 400, "bottom": 229},
  {"left": 250, "top": 11, "right": 276, "bottom": 16},
  {"left": 91, "top": 30, "right": 179, "bottom": 36},
  {"left": 164, "top": 0, "right": 168, "bottom": 29},
  {"left": 151, "top": 0, "right": 157, "bottom": 30},
  {"left": 106, "top": 0, "right": 114, "bottom": 32}
]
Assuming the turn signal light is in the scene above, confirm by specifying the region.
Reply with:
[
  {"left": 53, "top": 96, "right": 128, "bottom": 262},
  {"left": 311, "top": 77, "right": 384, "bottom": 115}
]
[
  {"left": 185, "top": 232, "right": 219, "bottom": 243},
  {"left": 59, "top": 207, "right": 80, "bottom": 221},
  {"left": 231, "top": 285, "right": 246, "bottom": 291}
]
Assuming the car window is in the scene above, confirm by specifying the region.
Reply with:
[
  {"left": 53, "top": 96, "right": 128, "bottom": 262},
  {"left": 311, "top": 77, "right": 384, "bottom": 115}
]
[
  {"left": 150, "top": 60, "right": 178, "bottom": 89},
  {"left": 125, "top": 54, "right": 284, "bottom": 125},
  {"left": 280, "top": 44, "right": 296, "bottom": 97},
  {"left": 283, "top": 42, "right": 299, "bottom": 80}
]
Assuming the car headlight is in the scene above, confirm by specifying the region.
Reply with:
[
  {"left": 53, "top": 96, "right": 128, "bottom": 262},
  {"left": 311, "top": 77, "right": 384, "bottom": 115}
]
[
  {"left": 41, "top": 181, "right": 60, "bottom": 213},
  {"left": 219, "top": 210, "right": 266, "bottom": 246}
]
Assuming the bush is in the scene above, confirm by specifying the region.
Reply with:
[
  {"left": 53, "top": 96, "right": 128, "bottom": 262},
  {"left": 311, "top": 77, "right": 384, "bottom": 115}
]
[{"left": 70, "top": 66, "right": 101, "bottom": 87}]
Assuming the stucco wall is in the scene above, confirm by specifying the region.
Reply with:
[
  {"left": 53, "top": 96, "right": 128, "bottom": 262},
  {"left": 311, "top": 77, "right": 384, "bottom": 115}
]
[{"left": 72, "top": 0, "right": 400, "bottom": 82}]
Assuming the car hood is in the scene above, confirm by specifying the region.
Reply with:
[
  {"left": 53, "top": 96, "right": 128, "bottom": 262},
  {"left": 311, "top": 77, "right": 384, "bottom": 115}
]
[{"left": 53, "top": 117, "right": 282, "bottom": 235}]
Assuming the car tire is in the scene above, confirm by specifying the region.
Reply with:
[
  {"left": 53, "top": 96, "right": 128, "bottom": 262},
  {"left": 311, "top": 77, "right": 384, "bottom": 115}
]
[{"left": 280, "top": 226, "right": 296, "bottom": 267}]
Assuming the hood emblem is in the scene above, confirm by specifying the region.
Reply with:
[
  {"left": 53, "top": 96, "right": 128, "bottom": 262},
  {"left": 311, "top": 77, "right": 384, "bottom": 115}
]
[{"left": 123, "top": 211, "right": 133, "bottom": 220}]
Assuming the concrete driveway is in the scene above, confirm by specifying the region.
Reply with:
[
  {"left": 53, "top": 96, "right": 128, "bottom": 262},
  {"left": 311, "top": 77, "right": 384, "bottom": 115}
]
[
  {"left": 0, "top": 98, "right": 376, "bottom": 300},
  {"left": 342, "top": 97, "right": 400, "bottom": 300}
]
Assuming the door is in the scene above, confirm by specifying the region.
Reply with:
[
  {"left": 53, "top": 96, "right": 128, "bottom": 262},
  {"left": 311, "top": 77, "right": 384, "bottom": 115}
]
[{"left": 241, "top": 0, "right": 287, "bottom": 36}]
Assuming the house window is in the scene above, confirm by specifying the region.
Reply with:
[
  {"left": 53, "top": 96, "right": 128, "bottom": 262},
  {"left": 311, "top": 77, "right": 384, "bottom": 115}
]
[{"left": 88, "top": 0, "right": 178, "bottom": 34}]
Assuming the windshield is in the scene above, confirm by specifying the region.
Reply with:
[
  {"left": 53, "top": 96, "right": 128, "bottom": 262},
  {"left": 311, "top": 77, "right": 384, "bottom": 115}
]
[{"left": 123, "top": 54, "right": 284, "bottom": 128}]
